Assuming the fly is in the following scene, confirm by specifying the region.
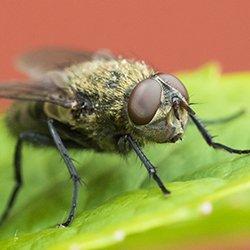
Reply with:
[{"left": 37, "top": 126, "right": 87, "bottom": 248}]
[{"left": 0, "top": 47, "right": 249, "bottom": 227}]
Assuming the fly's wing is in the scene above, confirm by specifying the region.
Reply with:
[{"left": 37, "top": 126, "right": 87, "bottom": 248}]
[
  {"left": 16, "top": 47, "right": 115, "bottom": 79},
  {"left": 0, "top": 48, "right": 115, "bottom": 108},
  {"left": 0, "top": 72, "right": 75, "bottom": 108}
]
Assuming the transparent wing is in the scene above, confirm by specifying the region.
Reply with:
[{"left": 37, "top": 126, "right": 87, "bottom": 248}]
[
  {"left": 0, "top": 73, "right": 75, "bottom": 108},
  {"left": 16, "top": 47, "right": 93, "bottom": 79},
  {"left": 16, "top": 47, "right": 115, "bottom": 79},
  {"left": 1, "top": 48, "right": 115, "bottom": 108}
]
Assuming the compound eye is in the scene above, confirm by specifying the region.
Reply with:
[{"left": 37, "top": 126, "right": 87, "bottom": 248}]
[
  {"left": 158, "top": 73, "right": 189, "bottom": 102},
  {"left": 128, "top": 78, "right": 162, "bottom": 125}
]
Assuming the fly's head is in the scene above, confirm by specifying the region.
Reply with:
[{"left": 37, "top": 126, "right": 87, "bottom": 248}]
[{"left": 127, "top": 73, "right": 190, "bottom": 143}]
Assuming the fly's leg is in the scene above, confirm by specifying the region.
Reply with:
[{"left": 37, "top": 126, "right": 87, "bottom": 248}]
[
  {"left": 0, "top": 132, "right": 52, "bottom": 226},
  {"left": 190, "top": 113, "right": 250, "bottom": 154},
  {"left": 124, "top": 135, "right": 170, "bottom": 195},
  {"left": 201, "top": 109, "right": 245, "bottom": 125},
  {"left": 47, "top": 119, "right": 80, "bottom": 227}
]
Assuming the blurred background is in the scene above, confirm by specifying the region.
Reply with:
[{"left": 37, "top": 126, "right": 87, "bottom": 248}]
[
  {"left": 1, "top": 0, "right": 249, "bottom": 110},
  {"left": 1, "top": 0, "right": 249, "bottom": 79}
]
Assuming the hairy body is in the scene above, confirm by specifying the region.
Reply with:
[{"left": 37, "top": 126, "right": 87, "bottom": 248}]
[
  {"left": 6, "top": 59, "right": 154, "bottom": 152},
  {"left": 0, "top": 48, "right": 249, "bottom": 227}
]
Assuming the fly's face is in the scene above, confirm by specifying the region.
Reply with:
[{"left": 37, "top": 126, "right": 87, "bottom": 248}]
[{"left": 127, "top": 74, "right": 189, "bottom": 143}]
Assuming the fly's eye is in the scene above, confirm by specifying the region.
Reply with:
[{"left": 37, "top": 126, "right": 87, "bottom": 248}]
[
  {"left": 128, "top": 78, "right": 162, "bottom": 125},
  {"left": 158, "top": 73, "right": 189, "bottom": 102}
]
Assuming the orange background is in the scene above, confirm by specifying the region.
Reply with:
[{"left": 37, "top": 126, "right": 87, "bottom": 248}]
[{"left": 0, "top": 0, "right": 249, "bottom": 80}]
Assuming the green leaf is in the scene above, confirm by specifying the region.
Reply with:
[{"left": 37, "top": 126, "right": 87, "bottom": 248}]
[{"left": 0, "top": 64, "right": 249, "bottom": 249}]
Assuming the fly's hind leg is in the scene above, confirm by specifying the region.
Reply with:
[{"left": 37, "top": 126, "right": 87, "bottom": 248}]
[
  {"left": 0, "top": 132, "right": 52, "bottom": 226},
  {"left": 0, "top": 124, "right": 82, "bottom": 227}
]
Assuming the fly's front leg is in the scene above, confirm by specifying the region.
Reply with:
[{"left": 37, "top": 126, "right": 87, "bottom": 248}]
[
  {"left": 190, "top": 113, "right": 250, "bottom": 154},
  {"left": 47, "top": 119, "right": 81, "bottom": 227},
  {"left": 201, "top": 109, "right": 245, "bottom": 125},
  {"left": 124, "top": 135, "right": 170, "bottom": 195},
  {"left": 0, "top": 132, "right": 52, "bottom": 226}
]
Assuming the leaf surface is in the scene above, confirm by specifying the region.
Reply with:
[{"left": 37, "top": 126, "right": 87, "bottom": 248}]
[{"left": 0, "top": 64, "right": 249, "bottom": 249}]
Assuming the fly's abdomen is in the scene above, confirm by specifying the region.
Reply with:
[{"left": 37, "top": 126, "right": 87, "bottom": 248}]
[{"left": 5, "top": 101, "right": 48, "bottom": 136}]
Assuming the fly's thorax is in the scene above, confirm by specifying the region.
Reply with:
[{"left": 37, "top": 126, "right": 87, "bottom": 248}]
[
  {"left": 44, "top": 103, "right": 73, "bottom": 124},
  {"left": 62, "top": 58, "right": 154, "bottom": 128},
  {"left": 43, "top": 58, "right": 156, "bottom": 152},
  {"left": 64, "top": 58, "right": 155, "bottom": 95}
]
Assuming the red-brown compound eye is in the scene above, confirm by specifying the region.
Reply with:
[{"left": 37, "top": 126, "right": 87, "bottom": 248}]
[
  {"left": 158, "top": 73, "right": 189, "bottom": 102},
  {"left": 128, "top": 78, "right": 162, "bottom": 125}
]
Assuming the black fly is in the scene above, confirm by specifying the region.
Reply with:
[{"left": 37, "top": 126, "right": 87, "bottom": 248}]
[{"left": 0, "top": 48, "right": 249, "bottom": 227}]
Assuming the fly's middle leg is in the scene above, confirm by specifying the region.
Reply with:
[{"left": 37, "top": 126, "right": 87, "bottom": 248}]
[{"left": 47, "top": 119, "right": 81, "bottom": 227}]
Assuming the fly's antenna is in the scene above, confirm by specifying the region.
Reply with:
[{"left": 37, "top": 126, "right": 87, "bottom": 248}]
[
  {"left": 172, "top": 97, "right": 181, "bottom": 120},
  {"left": 179, "top": 99, "right": 195, "bottom": 115}
]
